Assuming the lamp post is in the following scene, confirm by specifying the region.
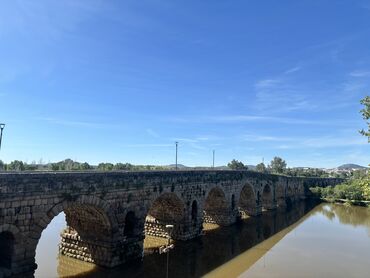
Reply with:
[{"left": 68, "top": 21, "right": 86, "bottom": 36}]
[
  {"left": 159, "top": 224, "right": 174, "bottom": 278},
  {"left": 175, "top": 142, "right": 178, "bottom": 170},
  {"left": 212, "top": 150, "right": 215, "bottom": 168},
  {"left": 0, "top": 123, "right": 5, "bottom": 151}
]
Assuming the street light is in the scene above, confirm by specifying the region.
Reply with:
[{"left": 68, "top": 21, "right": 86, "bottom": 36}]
[
  {"left": 0, "top": 123, "right": 5, "bottom": 151},
  {"left": 159, "top": 224, "right": 174, "bottom": 278},
  {"left": 175, "top": 142, "right": 178, "bottom": 170},
  {"left": 212, "top": 150, "right": 215, "bottom": 168}
]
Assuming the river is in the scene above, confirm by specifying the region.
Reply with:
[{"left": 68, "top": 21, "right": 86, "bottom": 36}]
[{"left": 35, "top": 201, "right": 370, "bottom": 278}]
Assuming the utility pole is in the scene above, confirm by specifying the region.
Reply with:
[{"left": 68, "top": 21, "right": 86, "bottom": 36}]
[
  {"left": 175, "top": 142, "right": 178, "bottom": 170},
  {"left": 212, "top": 150, "right": 215, "bottom": 168},
  {"left": 0, "top": 123, "right": 5, "bottom": 151}
]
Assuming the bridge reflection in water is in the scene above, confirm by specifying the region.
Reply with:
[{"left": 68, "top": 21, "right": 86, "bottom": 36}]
[{"left": 49, "top": 200, "right": 318, "bottom": 278}]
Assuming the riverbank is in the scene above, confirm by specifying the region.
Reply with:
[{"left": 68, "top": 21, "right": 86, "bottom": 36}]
[
  {"left": 309, "top": 195, "right": 370, "bottom": 207},
  {"left": 322, "top": 197, "right": 370, "bottom": 207}
]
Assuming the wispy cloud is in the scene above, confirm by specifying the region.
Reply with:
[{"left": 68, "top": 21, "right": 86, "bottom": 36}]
[
  {"left": 276, "top": 136, "right": 367, "bottom": 149},
  {"left": 254, "top": 77, "right": 315, "bottom": 113},
  {"left": 166, "top": 114, "right": 356, "bottom": 126},
  {"left": 189, "top": 143, "right": 207, "bottom": 150},
  {"left": 206, "top": 115, "right": 344, "bottom": 125},
  {"left": 0, "top": 1, "right": 103, "bottom": 40},
  {"left": 237, "top": 131, "right": 368, "bottom": 149},
  {"left": 254, "top": 78, "right": 282, "bottom": 89},
  {"left": 36, "top": 117, "right": 121, "bottom": 129},
  {"left": 171, "top": 137, "right": 198, "bottom": 143},
  {"left": 284, "top": 66, "right": 301, "bottom": 74},
  {"left": 146, "top": 128, "right": 160, "bottom": 138},
  {"left": 124, "top": 144, "right": 172, "bottom": 148},
  {"left": 169, "top": 137, "right": 213, "bottom": 150},
  {"left": 349, "top": 70, "right": 370, "bottom": 77},
  {"left": 242, "top": 134, "right": 295, "bottom": 142}
]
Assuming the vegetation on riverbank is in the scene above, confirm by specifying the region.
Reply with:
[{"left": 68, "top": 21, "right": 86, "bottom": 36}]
[{"left": 310, "top": 173, "right": 370, "bottom": 205}]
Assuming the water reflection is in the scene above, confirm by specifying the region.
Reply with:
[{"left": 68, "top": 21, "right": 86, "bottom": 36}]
[
  {"left": 319, "top": 204, "right": 370, "bottom": 236},
  {"left": 211, "top": 203, "right": 370, "bottom": 278},
  {"left": 36, "top": 200, "right": 319, "bottom": 278}
]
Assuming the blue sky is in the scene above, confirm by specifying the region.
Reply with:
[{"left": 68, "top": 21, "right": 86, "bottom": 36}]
[{"left": 0, "top": 0, "right": 369, "bottom": 168}]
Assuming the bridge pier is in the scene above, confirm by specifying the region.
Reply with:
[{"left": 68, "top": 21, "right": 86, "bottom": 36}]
[
  {"left": 203, "top": 208, "right": 238, "bottom": 226},
  {"left": 144, "top": 217, "right": 202, "bottom": 240},
  {"left": 239, "top": 204, "right": 262, "bottom": 217},
  {"left": 59, "top": 227, "right": 132, "bottom": 267}
]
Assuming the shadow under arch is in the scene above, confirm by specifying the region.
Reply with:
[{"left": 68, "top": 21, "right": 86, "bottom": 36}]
[
  {"left": 203, "top": 186, "right": 232, "bottom": 226},
  {"left": 28, "top": 196, "right": 120, "bottom": 273},
  {"left": 276, "top": 183, "right": 286, "bottom": 208},
  {"left": 261, "top": 183, "right": 275, "bottom": 210},
  {"left": 286, "top": 185, "right": 294, "bottom": 209},
  {"left": 238, "top": 183, "right": 258, "bottom": 217},
  {"left": 0, "top": 224, "right": 24, "bottom": 277},
  {"left": 145, "top": 192, "right": 186, "bottom": 240}
]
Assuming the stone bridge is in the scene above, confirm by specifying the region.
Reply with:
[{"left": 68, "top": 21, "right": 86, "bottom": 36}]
[{"left": 0, "top": 170, "right": 342, "bottom": 277}]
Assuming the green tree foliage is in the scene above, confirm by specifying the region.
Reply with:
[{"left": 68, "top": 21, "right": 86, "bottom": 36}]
[
  {"left": 49, "top": 159, "right": 92, "bottom": 171},
  {"left": 255, "top": 163, "right": 267, "bottom": 173},
  {"left": 7, "top": 160, "right": 25, "bottom": 171},
  {"left": 24, "top": 163, "right": 38, "bottom": 171},
  {"left": 227, "top": 159, "right": 248, "bottom": 170},
  {"left": 0, "top": 158, "right": 170, "bottom": 172},
  {"left": 79, "top": 162, "right": 92, "bottom": 170},
  {"left": 114, "top": 163, "right": 134, "bottom": 170},
  {"left": 269, "top": 156, "right": 287, "bottom": 174},
  {"left": 284, "top": 167, "right": 329, "bottom": 177},
  {"left": 97, "top": 163, "right": 114, "bottom": 171},
  {"left": 360, "top": 96, "right": 370, "bottom": 141},
  {"left": 310, "top": 176, "right": 370, "bottom": 201}
]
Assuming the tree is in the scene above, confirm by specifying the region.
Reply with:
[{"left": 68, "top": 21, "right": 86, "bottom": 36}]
[
  {"left": 255, "top": 163, "right": 266, "bottom": 173},
  {"left": 0, "top": 160, "right": 4, "bottom": 171},
  {"left": 97, "top": 163, "right": 114, "bottom": 171},
  {"left": 24, "top": 163, "right": 37, "bottom": 171},
  {"left": 360, "top": 96, "right": 370, "bottom": 141},
  {"left": 7, "top": 160, "right": 25, "bottom": 171},
  {"left": 227, "top": 159, "right": 248, "bottom": 170},
  {"left": 79, "top": 162, "right": 92, "bottom": 170},
  {"left": 50, "top": 163, "right": 59, "bottom": 171},
  {"left": 269, "top": 156, "right": 287, "bottom": 174}
]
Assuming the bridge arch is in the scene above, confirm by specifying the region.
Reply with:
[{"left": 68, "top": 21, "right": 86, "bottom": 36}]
[
  {"left": 276, "top": 183, "right": 286, "bottom": 207},
  {"left": 29, "top": 196, "right": 120, "bottom": 269},
  {"left": 261, "top": 183, "right": 275, "bottom": 210},
  {"left": 124, "top": 211, "right": 139, "bottom": 238},
  {"left": 297, "top": 183, "right": 305, "bottom": 199},
  {"left": 286, "top": 184, "right": 294, "bottom": 208},
  {"left": 145, "top": 192, "right": 186, "bottom": 240},
  {"left": 203, "top": 186, "right": 233, "bottom": 226},
  {"left": 0, "top": 225, "right": 23, "bottom": 273},
  {"left": 238, "top": 183, "right": 258, "bottom": 217},
  {"left": 191, "top": 200, "right": 198, "bottom": 222}
]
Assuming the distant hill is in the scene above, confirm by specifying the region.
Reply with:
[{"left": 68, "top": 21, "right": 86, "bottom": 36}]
[
  {"left": 167, "top": 164, "right": 188, "bottom": 169},
  {"left": 337, "top": 164, "right": 367, "bottom": 170},
  {"left": 247, "top": 165, "right": 256, "bottom": 170}
]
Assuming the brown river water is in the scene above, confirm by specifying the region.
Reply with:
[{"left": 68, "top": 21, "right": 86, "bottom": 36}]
[{"left": 35, "top": 201, "right": 370, "bottom": 278}]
